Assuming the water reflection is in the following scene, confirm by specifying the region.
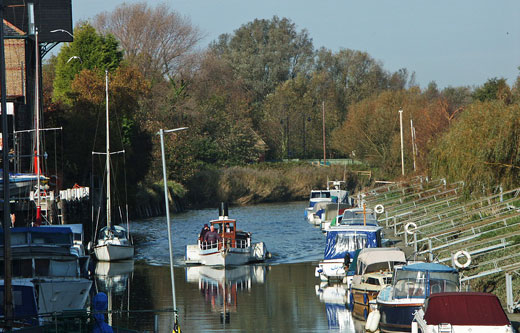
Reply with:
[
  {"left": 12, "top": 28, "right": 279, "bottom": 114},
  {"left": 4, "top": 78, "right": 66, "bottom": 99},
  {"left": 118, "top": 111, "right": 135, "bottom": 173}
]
[
  {"left": 185, "top": 265, "right": 267, "bottom": 325},
  {"left": 116, "top": 202, "right": 373, "bottom": 332},
  {"left": 315, "top": 282, "right": 361, "bottom": 332},
  {"left": 94, "top": 260, "right": 134, "bottom": 328}
]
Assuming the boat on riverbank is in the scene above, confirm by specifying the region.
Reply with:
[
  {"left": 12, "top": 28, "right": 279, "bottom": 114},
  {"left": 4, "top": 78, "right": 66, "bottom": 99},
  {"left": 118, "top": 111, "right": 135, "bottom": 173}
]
[
  {"left": 0, "top": 226, "right": 92, "bottom": 321},
  {"left": 412, "top": 292, "right": 514, "bottom": 333},
  {"left": 322, "top": 206, "right": 377, "bottom": 232},
  {"left": 349, "top": 248, "right": 406, "bottom": 319},
  {"left": 185, "top": 205, "right": 268, "bottom": 266},
  {"left": 315, "top": 224, "right": 383, "bottom": 281},
  {"left": 376, "top": 262, "right": 459, "bottom": 332},
  {"left": 305, "top": 180, "right": 350, "bottom": 223}
]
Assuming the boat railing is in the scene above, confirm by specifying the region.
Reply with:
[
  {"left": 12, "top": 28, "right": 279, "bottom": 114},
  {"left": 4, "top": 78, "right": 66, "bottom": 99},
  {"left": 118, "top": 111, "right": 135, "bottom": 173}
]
[{"left": 198, "top": 238, "right": 250, "bottom": 250}]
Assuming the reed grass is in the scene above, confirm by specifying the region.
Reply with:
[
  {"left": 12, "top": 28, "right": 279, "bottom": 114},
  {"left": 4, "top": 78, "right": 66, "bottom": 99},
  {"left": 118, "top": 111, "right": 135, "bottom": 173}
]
[{"left": 184, "top": 162, "right": 371, "bottom": 207}]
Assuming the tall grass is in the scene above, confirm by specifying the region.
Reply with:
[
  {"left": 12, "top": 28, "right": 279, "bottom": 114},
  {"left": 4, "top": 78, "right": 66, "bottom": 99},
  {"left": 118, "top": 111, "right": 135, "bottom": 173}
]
[{"left": 185, "top": 162, "right": 371, "bottom": 207}]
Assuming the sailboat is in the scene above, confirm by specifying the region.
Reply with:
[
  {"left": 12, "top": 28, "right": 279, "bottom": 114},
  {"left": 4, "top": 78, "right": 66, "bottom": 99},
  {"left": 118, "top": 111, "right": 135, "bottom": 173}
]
[{"left": 93, "top": 70, "right": 134, "bottom": 262}]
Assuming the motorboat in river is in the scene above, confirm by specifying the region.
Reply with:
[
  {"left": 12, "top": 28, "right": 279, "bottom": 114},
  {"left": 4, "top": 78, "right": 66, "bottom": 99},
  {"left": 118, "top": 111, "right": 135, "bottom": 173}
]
[
  {"left": 412, "top": 292, "right": 514, "bottom": 333},
  {"left": 376, "top": 262, "right": 459, "bottom": 332},
  {"left": 315, "top": 223, "right": 383, "bottom": 281},
  {"left": 322, "top": 206, "right": 377, "bottom": 232},
  {"left": 185, "top": 204, "right": 268, "bottom": 266},
  {"left": 305, "top": 180, "right": 350, "bottom": 223},
  {"left": 349, "top": 248, "right": 406, "bottom": 319}
]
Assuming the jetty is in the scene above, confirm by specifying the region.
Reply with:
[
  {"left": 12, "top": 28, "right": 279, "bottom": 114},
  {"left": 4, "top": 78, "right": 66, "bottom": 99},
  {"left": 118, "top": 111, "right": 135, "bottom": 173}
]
[{"left": 357, "top": 176, "right": 520, "bottom": 316}]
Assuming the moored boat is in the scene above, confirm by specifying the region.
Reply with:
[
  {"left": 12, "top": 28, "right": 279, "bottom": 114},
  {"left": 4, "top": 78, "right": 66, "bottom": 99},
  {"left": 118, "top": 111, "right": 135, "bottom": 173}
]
[
  {"left": 315, "top": 224, "right": 383, "bottom": 281},
  {"left": 0, "top": 226, "right": 92, "bottom": 319},
  {"left": 412, "top": 292, "right": 514, "bottom": 333},
  {"left": 376, "top": 262, "right": 459, "bottom": 332},
  {"left": 185, "top": 204, "right": 268, "bottom": 266},
  {"left": 350, "top": 248, "right": 406, "bottom": 316},
  {"left": 93, "top": 71, "right": 134, "bottom": 262},
  {"left": 305, "top": 180, "right": 350, "bottom": 222}
]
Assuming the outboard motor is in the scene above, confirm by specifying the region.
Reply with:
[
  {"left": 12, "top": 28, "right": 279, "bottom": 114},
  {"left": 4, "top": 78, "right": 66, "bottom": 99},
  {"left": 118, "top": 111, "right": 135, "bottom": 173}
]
[{"left": 219, "top": 202, "right": 229, "bottom": 220}]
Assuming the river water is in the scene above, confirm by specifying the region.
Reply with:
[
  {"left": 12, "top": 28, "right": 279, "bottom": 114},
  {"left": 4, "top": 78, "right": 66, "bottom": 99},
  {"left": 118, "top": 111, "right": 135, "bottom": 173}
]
[{"left": 93, "top": 201, "right": 366, "bottom": 332}]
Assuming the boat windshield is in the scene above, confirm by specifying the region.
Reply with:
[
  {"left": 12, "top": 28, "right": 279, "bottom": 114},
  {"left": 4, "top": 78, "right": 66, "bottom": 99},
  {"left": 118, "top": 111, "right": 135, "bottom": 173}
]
[
  {"left": 100, "top": 227, "right": 127, "bottom": 240},
  {"left": 311, "top": 191, "right": 330, "bottom": 199},
  {"left": 429, "top": 271, "right": 459, "bottom": 294},
  {"left": 393, "top": 270, "right": 459, "bottom": 298}
]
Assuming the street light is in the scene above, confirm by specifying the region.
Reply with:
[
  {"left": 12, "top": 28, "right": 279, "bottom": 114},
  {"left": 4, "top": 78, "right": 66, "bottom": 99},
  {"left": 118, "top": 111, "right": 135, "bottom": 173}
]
[
  {"left": 50, "top": 28, "right": 74, "bottom": 38},
  {"left": 66, "top": 56, "right": 82, "bottom": 64},
  {"left": 158, "top": 126, "right": 188, "bottom": 333}
]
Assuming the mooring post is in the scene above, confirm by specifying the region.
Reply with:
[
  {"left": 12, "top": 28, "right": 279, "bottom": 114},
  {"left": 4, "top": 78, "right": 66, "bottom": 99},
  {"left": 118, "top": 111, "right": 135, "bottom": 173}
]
[
  {"left": 428, "top": 239, "right": 433, "bottom": 262},
  {"left": 506, "top": 272, "right": 513, "bottom": 313}
]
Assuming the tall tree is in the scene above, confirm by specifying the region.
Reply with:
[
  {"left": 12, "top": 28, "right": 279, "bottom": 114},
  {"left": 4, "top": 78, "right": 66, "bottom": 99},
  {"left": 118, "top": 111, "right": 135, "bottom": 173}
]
[
  {"left": 211, "top": 16, "right": 314, "bottom": 125},
  {"left": 473, "top": 77, "right": 512, "bottom": 104},
  {"left": 60, "top": 65, "right": 151, "bottom": 194},
  {"left": 53, "top": 23, "right": 123, "bottom": 105},
  {"left": 94, "top": 2, "right": 202, "bottom": 80},
  {"left": 315, "top": 48, "right": 402, "bottom": 110},
  {"left": 262, "top": 72, "right": 340, "bottom": 160},
  {"left": 430, "top": 101, "right": 520, "bottom": 191}
]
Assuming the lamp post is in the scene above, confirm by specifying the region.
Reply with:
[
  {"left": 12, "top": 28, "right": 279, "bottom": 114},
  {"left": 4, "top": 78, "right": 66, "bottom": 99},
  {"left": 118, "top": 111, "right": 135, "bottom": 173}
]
[
  {"left": 50, "top": 28, "right": 74, "bottom": 39},
  {"left": 399, "top": 109, "right": 405, "bottom": 176},
  {"left": 66, "top": 56, "right": 82, "bottom": 64},
  {"left": 158, "top": 127, "right": 187, "bottom": 332}
]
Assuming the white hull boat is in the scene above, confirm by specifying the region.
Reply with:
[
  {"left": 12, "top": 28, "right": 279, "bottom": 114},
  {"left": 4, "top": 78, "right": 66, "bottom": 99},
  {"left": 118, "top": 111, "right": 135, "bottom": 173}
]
[
  {"left": 185, "top": 204, "right": 268, "bottom": 267},
  {"left": 93, "top": 71, "right": 134, "bottom": 262},
  {"left": 94, "top": 241, "right": 134, "bottom": 262}
]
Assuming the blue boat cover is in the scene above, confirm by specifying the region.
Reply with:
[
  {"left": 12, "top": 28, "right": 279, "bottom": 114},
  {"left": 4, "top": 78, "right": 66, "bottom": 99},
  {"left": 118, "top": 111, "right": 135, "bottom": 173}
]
[
  {"left": 402, "top": 262, "right": 456, "bottom": 273},
  {"left": 0, "top": 284, "right": 38, "bottom": 326},
  {"left": 324, "top": 230, "right": 380, "bottom": 260},
  {"left": 1, "top": 227, "right": 73, "bottom": 234}
]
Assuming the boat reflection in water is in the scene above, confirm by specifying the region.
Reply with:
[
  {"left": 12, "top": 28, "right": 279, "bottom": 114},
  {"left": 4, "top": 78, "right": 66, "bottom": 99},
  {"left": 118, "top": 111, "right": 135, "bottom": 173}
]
[
  {"left": 185, "top": 265, "right": 267, "bottom": 324},
  {"left": 315, "top": 282, "right": 365, "bottom": 332},
  {"left": 94, "top": 260, "right": 135, "bottom": 327}
]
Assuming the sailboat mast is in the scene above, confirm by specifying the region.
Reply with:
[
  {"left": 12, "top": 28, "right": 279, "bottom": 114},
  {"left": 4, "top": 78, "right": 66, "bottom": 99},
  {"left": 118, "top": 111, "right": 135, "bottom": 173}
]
[
  {"left": 35, "top": 29, "right": 40, "bottom": 208},
  {"left": 1, "top": 0, "right": 14, "bottom": 326},
  {"left": 105, "top": 70, "right": 111, "bottom": 229}
]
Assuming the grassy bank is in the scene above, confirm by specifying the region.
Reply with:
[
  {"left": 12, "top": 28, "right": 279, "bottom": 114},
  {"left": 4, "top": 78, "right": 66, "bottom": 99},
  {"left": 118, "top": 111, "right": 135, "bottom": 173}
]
[{"left": 184, "top": 162, "right": 372, "bottom": 208}]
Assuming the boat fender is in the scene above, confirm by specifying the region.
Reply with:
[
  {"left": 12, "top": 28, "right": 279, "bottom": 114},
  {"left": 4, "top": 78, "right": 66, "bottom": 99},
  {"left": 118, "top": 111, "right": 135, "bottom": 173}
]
[
  {"left": 374, "top": 204, "right": 385, "bottom": 214},
  {"left": 405, "top": 222, "right": 417, "bottom": 235},
  {"left": 365, "top": 309, "right": 380, "bottom": 333},
  {"left": 453, "top": 250, "right": 471, "bottom": 269},
  {"left": 364, "top": 293, "right": 369, "bottom": 305},
  {"left": 87, "top": 241, "right": 92, "bottom": 252}
]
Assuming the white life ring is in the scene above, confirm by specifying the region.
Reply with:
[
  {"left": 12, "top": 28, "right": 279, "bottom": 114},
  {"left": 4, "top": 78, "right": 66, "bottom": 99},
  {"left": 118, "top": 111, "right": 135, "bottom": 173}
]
[
  {"left": 405, "top": 222, "right": 417, "bottom": 235},
  {"left": 453, "top": 250, "right": 471, "bottom": 269},
  {"left": 374, "top": 204, "right": 385, "bottom": 214}
]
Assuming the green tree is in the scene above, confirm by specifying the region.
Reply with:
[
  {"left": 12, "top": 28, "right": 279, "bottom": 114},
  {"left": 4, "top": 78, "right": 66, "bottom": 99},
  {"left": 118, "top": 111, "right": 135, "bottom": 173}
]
[
  {"left": 262, "top": 72, "right": 341, "bottom": 160},
  {"left": 430, "top": 101, "right": 520, "bottom": 191},
  {"left": 53, "top": 23, "right": 123, "bottom": 104},
  {"left": 472, "top": 77, "right": 511, "bottom": 103},
  {"left": 210, "top": 16, "right": 314, "bottom": 125},
  {"left": 315, "top": 48, "right": 407, "bottom": 114},
  {"left": 59, "top": 66, "right": 150, "bottom": 198}
]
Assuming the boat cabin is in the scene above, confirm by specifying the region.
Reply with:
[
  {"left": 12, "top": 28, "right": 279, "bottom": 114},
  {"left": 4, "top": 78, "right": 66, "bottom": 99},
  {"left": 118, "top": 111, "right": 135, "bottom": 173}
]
[{"left": 209, "top": 219, "right": 250, "bottom": 249}]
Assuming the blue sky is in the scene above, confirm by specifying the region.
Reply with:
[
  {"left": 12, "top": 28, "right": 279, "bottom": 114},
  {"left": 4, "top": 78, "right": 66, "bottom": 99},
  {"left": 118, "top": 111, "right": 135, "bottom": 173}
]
[{"left": 75, "top": 0, "right": 520, "bottom": 89}]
